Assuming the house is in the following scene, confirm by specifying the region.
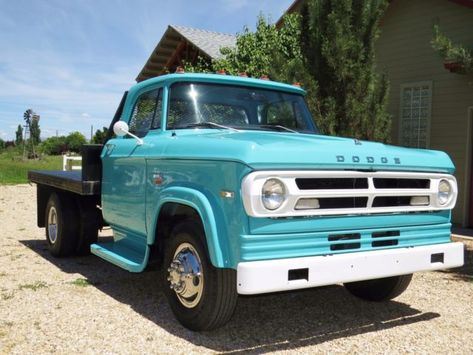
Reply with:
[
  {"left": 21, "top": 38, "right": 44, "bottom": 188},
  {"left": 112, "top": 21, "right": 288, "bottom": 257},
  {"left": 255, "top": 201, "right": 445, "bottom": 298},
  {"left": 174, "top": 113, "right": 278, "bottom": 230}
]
[
  {"left": 375, "top": 0, "right": 473, "bottom": 225},
  {"left": 136, "top": 0, "right": 473, "bottom": 225},
  {"left": 277, "top": 0, "right": 473, "bottom": 226},
  {"left": 136, "top": 25, "right": 236, "bottom": 82}
]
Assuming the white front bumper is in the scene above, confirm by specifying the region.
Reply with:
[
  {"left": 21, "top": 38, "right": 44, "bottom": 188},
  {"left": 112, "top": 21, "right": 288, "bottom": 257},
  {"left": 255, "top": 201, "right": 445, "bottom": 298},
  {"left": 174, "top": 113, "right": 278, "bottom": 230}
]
[{"left": 237, "top": 242, "right": 464, "bottom": 295}]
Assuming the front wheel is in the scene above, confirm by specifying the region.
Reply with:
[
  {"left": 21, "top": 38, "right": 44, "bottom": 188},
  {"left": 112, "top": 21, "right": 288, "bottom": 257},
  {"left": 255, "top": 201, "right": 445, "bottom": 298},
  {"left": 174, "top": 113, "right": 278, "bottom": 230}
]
[
  {"left": 344, "top": 274, "right": 413, "bottom": 301},
  {"left": 162, "top": 220, "right": 237, "bottom": 331}
]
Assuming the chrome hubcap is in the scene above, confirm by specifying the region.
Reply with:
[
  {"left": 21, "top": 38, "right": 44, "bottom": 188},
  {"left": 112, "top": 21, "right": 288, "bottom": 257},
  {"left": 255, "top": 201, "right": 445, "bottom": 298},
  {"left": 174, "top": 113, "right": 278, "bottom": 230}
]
[
  {"left": 167, "top": 242, "right": 203, "bottom": 308},
  {"left": 47, "top": 206, "right": 58, "bottom": 244}
]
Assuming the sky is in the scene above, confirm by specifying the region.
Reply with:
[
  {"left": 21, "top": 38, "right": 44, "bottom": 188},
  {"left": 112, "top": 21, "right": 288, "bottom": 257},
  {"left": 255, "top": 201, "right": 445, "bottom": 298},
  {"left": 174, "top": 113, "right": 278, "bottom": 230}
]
[{"left": 0, "top": 0, "right": 294, "bottom": 141}]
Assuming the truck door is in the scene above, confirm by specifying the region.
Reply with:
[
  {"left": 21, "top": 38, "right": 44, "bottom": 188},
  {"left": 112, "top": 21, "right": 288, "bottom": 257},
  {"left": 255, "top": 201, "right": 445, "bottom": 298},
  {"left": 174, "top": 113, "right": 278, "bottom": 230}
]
[{"left": 101, "top": 87, "right": 163, "bottom": 240}]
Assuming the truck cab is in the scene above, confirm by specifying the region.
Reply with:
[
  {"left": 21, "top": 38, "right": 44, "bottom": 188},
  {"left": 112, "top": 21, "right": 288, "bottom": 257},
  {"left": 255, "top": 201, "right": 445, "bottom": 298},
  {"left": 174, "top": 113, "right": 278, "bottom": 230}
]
[{"left": 29, "top": 73, "right": 464, "bottom": 331}]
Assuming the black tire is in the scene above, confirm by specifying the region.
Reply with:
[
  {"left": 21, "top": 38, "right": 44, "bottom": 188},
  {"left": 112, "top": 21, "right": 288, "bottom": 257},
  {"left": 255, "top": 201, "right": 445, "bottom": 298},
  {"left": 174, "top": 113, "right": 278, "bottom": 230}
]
[
  {"left": 344, "top": 274, "right": 413, "bottom": 301},
  {"left": 162, "top": 219, "right": 237, "bottom": 331},
  {"left": 45, "top": 192, "right": 80, "bottom": 257},
  {"left": 76, "top": 203, "right": 99, "bottom": 255}
]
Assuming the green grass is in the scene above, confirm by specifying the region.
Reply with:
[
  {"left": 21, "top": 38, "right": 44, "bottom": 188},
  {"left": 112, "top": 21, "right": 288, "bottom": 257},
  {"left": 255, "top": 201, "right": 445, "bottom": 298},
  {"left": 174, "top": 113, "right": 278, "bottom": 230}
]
[
  {"left": 19, "top": 281, "right": 48, "bottom": 291},
  {"left": 0, "top": 150, "right": 62, "bottom": 184},
  {"left": 1, "top": 292, "right": 14, "bottom": 301},
  {"left": 68, "top": 278, "right": 92, "bottom": 287}
]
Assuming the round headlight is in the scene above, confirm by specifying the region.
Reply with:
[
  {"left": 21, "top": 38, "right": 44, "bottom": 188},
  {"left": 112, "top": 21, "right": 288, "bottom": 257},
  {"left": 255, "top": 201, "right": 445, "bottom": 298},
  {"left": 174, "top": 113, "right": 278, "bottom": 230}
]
[
  {"left": 438, "top": 179, "right": 451, "bottom": 205},
  {"left": 262, "top": 178, "right": 286, "bottom": 210}
]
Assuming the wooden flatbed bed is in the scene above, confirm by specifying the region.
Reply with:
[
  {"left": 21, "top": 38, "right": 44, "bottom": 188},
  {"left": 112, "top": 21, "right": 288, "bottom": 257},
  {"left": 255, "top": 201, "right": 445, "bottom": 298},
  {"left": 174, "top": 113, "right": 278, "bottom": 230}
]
[{"left": 28, "top": 170, "right": 101, "bottom": 196}]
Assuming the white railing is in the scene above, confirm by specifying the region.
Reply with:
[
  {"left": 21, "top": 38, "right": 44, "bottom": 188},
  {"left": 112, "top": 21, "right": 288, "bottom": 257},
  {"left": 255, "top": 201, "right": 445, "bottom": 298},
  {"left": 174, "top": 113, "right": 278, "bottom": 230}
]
[{"left": 62, "top": 155, "right": 82, "bottom": 171}]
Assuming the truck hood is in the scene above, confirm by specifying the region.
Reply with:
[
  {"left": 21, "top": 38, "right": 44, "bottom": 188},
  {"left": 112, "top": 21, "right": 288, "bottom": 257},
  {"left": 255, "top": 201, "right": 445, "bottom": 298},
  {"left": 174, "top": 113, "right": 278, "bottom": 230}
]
[{"left": 162, "top": 130, "right": 455, "bottom": 173}]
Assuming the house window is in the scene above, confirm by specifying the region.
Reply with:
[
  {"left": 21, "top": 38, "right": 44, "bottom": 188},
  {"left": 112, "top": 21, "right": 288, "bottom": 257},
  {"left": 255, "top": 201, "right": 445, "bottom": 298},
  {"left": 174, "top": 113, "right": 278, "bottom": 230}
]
[{"left": 400, "top": 82, "right": 432, "bottom": 148}]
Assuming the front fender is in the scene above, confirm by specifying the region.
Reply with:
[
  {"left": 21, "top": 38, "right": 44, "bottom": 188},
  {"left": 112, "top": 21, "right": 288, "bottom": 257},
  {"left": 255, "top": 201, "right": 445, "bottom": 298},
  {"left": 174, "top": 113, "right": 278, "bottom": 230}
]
[{"left": 149, "top": 186, "right": 229, "bottom": 268}]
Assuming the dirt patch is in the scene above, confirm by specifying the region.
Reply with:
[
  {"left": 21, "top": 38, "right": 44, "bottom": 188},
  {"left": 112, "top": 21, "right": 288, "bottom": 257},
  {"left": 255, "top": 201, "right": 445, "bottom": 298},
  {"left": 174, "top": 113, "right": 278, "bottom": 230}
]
[{"left": 1, "top": 184, "right": 473, "bottom": 354}]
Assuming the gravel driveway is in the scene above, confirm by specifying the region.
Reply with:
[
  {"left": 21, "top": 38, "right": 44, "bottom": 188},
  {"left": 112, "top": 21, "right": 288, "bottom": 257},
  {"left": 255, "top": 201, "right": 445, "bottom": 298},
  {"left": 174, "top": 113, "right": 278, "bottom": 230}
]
[{"left": 1, "top": 184, "right": 473, "bottom": 354}]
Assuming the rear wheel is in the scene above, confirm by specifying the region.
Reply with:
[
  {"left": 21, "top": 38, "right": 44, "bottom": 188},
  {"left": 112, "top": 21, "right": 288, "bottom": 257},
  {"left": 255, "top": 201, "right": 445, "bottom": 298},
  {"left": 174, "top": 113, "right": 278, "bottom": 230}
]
[
  {"left": 344, "top": 274, "right": 413, "bottom": 301},
  {"left": 45, "top": 192, "right": 79, "bottom": 257},
  {"left": 162, "top": 219, "right": 237, "bottom": 331}
]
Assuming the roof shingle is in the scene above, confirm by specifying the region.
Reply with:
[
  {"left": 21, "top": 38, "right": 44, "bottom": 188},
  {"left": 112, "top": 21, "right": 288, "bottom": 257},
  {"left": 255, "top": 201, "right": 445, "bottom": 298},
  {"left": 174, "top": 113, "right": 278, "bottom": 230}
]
[
  {"left": 136, "top": 25, "right": 236, "bottom": 82},
  {"left": 170, "top": 25, "right": 236, "bottom": 59}
]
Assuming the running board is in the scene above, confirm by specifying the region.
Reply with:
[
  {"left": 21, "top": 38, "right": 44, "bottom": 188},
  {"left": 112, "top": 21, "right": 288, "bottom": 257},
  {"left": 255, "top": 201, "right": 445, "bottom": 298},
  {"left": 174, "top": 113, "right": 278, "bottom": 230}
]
[{"left": 90, "top": 241, "right": 149, "bottom": 273}]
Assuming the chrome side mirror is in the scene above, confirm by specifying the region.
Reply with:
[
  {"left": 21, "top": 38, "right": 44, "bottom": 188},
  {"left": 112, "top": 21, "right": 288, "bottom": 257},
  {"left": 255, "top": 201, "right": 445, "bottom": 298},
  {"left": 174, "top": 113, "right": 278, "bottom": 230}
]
[{"left": 113, "top": 121, "right": 143, "bottom": 145}]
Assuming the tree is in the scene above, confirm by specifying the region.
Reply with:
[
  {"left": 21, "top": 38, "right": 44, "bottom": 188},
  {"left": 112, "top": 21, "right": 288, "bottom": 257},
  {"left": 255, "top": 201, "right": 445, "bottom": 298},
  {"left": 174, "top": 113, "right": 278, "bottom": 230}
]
[
  {"left": 91, "top": 126, "right": 109, "bottom": 144},
  {"left": 15, "top": 124, "right": 23, "bottom": 146},
  {"left": 212, "top": 14, "right": 303, "bottom": 79},
  {"left": 0, "top": 138, "right": 5, "bottom": 150},
  {"left": 39, "top": 132, "right": 86, "bottom": 155},
  {"left": 39, "top": 136, "right": 68, "bottom": 155},
  {"left": 65, "top": 131, "right": 86, "bottom": 153},
  {"left": 30, "top": 118, "right": 41, "bottom": 145},
  {"left": 300, "top": 0, "right": 390, "bottom": 141},
  {"left": 186, "top": 14, "right": 305, "bottom": 84},
  {"left": 187, "top": 2, "right": 391, "bottom": 142}
]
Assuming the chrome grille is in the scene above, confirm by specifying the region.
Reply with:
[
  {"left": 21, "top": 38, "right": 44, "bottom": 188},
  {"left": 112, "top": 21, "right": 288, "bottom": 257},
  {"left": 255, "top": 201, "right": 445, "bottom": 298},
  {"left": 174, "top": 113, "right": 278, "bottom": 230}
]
[
  {"left": 296, "top": 178, "right": 368, "bottom": 190},
  {"left": 296, "top": 177, "right": 430, "bottom": 190},
  {"left": 242, "top": 170, "right": 457, "bottom": 218},
  {"left": 317, "top": 197, "right": 368, "bottom": 209},
  {"left": 373, "top": 178, "right": 430, "bottom": 189}
]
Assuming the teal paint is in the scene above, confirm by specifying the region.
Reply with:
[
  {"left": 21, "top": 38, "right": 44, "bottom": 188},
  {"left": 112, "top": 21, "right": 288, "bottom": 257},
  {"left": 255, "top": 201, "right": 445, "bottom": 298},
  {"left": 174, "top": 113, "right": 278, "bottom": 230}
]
[
  {"left": 98, "top": 73, "right": 457, "bottom": 271},
  {"left": 91, "top": 224, "right": 150, "bottom": 272},
  {"left": 239, "top": 222, "right": 452, "bottom": 262},
  {"left": 146, "top": 159, "right": 252, "bottom": 268}
]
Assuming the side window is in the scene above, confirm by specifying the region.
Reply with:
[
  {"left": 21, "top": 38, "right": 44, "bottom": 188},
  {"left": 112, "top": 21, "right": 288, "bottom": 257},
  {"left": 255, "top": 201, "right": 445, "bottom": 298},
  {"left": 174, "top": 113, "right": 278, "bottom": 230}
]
[
  {"left": 129, "top": 88, "right": 162, "bottom": 138},
  {"left": 151, "top": 90, "right": 163, "bottom": 129}
]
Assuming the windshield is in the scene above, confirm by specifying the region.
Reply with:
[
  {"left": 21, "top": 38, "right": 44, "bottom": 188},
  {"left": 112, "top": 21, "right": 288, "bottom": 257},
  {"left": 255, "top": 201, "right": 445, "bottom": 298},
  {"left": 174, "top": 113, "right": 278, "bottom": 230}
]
[{"left": 167, "top": 82, "right": 319, "bottom": 134}]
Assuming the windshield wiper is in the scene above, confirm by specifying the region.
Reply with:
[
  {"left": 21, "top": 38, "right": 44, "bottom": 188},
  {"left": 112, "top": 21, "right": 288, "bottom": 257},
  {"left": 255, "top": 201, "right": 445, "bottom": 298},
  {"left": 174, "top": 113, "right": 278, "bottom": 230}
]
[
  {"left": 182, "top": 122, "right": 240, "bottom": 132},
  {"left": 258, "top": 124, "right": 298, "bottom": 133}
]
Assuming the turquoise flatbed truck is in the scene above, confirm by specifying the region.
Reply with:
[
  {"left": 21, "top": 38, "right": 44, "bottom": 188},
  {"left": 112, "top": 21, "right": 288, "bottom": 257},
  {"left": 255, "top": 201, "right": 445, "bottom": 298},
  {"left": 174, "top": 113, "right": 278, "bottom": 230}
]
[{"left": 29, "top": 73, "right": 464, "bottom": 331}]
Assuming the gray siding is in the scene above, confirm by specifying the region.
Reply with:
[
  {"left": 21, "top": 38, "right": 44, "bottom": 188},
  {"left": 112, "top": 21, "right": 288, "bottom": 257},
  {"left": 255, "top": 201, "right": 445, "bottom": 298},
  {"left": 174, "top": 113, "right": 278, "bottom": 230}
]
[{"left": 376, "top": 0, "right": 473, "bottom": 225}]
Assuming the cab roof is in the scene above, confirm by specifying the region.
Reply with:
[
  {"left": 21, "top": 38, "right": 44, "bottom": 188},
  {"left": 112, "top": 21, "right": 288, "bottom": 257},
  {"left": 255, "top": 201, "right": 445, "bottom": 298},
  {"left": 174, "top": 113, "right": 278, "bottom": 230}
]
[{"left": 128, "top": 73, "right": 306, "bottom": 97}]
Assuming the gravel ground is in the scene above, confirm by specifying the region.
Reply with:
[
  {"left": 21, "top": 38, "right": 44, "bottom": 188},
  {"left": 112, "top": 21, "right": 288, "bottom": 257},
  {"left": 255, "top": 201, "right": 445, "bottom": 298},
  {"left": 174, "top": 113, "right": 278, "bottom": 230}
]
[{"left": 1, "top": 184, "right": 473, "bottom": 354}]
